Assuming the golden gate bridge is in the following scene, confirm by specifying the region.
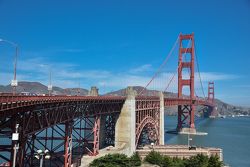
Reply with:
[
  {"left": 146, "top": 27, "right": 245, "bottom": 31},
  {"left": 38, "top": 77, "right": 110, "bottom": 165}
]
[{"left": 0, "top": 33, "right": 216, "bottom": 167}]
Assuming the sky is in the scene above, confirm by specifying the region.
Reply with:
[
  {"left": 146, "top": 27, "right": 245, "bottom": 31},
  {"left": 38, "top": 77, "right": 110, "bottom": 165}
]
[{"left": 0, "top": 0, "right": 249, "bottom": 107}]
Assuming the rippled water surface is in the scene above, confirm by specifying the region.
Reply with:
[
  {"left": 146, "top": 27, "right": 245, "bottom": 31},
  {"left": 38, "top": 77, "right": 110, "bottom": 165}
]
[{"left": 164, "top": 116, "right": 250, "bottom": 167}]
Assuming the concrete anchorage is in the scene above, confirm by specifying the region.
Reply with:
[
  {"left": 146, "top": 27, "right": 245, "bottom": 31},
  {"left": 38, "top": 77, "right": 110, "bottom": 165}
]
[
  {"left": 115, "top": 86, "right": 136, "bottom": 156},
  {"left": 89, "top": 86, "right": 99, "bottom": 96},
  {"left": 159, "top": 91, "right": 165, "bottom": 145}
]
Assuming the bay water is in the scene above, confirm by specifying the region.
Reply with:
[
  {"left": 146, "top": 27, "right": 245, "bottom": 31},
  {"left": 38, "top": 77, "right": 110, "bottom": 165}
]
[{"left": 164, "top": 116, "right": 250, "bottom": 167}]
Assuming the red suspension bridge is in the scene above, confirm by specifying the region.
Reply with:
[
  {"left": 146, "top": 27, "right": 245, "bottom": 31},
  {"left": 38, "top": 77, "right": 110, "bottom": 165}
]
[{"left": 0, "top": 33, "right": 216, "bottom": 167}]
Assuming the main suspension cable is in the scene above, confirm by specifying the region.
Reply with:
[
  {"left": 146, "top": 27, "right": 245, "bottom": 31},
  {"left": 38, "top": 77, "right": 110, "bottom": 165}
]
[{"left": 139, "top": 34, "right": 180, "bottom": 96}]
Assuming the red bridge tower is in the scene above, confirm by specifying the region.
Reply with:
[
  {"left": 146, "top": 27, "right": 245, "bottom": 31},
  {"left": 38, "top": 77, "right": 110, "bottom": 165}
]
[
  {"left": 208, "top": 82, "right": 215, "bottom": 102},
  {"left": 177, "top": 33, "right": 196, "bottom": 131}
]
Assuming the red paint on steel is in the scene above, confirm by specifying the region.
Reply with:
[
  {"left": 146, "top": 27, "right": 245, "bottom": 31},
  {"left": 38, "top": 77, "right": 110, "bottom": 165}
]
[
  {"left": 92, "top": 116, "right": 100, "bottom": 156},
  {"left": 135, "top": 99, "right": 160, "bottom": 148},
  {"left": 177, "top": 33, "right": 196, "bottom": 130},
  {"left": 208, "top": 82, "right": 215, "bottom": 103},
  {"left": 64, "top": 121, "right": 73, "bottom": 167}
]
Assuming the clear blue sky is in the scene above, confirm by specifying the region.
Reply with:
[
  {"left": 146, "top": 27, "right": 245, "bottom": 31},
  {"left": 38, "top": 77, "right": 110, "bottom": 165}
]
[{"left": 0, "top": 0, "right": 249, "bottom": 106}]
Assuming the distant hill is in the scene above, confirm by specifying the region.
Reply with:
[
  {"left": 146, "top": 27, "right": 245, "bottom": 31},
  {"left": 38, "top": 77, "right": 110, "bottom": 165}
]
[
  {"left": 0, "top": 81, "right": 89, "bottom": 96},
  {"left": 105, "top": 86, "right": 177, "bottom": 98}
]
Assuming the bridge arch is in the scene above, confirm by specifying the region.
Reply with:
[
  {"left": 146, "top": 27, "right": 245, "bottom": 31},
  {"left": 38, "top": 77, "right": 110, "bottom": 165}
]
[{"left": 135, "top": 116, "right": 159, "bottom": 148}]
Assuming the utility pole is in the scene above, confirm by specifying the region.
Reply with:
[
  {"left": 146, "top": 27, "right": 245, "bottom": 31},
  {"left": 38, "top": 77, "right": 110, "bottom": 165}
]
[
  {"left": 0, "top": 39, "right": 18, "bottom": 95},
  {"left": 12, "top": 124, "right": 19, "bottom": 167}
]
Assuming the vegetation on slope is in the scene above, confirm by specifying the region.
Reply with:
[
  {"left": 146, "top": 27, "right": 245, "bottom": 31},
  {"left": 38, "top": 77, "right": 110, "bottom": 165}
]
[
  {"left": 144, "top": 151, "right": 223, "bottom": 167},
  {"left": 89, "top": 152, "right": 141, "bottom": 167},
  {"left": 89, "top": 151, "right": 223, "bottom": 167}
]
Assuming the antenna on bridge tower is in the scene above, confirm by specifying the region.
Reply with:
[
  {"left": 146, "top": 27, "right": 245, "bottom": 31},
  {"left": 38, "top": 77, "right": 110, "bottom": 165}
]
[
  {"left": 208, "top": 82, "right": 214, "bottom": 102},
  {"left": 177, "top": 32, "right": 196, "bottom": 131}
]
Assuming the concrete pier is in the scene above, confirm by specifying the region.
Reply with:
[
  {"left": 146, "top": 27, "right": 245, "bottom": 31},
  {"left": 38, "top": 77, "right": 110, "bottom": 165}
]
[
  {"left": 159, "top": 92, "right": 165, "bottom": 145},
  {"left": 89, "top": 86, "right": 99, "bottom": 96},
  {"left": 115, "top": 87, "right": 137, "bottom": 156}
]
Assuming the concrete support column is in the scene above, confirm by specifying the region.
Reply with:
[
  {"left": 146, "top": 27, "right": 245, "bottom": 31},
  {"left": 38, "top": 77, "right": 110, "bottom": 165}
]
[
  {"left": 115, "top": 87, "right": 136, "bottom": 156},
  {"left": 159, "top": 92, "right": 165, "bottom": 145},
  {"left": 89, "top": 86, "right": 99, "bottom": 96}
]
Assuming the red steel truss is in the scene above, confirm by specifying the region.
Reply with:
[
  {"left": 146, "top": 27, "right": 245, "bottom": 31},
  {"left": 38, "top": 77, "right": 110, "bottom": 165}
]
[
  {"left": 0, "top": 96, "right": 124, "bottom": 167},
  {"left": 135, "top": 97, "right": 160, "bottom": 147}
]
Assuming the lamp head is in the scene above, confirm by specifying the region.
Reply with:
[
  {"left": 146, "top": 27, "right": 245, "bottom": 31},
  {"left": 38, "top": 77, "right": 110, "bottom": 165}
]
[
  {"left": 45, "top": 155, "right": 51, "bottom": 159},
  {"left": 37, "top": 149, "right": 43, "bottom": 154},
  {"left": 34, "top": 155, "right": 40, "bottom": 159}
]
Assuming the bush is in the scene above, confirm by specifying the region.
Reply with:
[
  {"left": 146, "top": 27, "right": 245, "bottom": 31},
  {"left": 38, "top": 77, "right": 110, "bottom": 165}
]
[
  {"left": 89, "top": 153, "right": 142, "bottom": 167},
  {"left": 144, "top": 151, "right": 163, "bottom": 166},
  {"left": 129, "top": 152, "right": 142, "bottom": 166},
  {"left": 208, "top": 155, "right": 223, "bottom": 167},
  {"left": 185, "top": 154, "right": 209, "bottom": 167},
  {"left": 90, "top": 153, "right": 129, "bottom": 167},
  {"left": 172, "top": 157, "right": 186, "bottom": 167},
  {"left": 90, "top": 152, "right": 223, "bottom": 167},
  {"left": 161, "top": 156, "right": 174, "bottom": 167},
  {"left": 144, "top": 151, "right": 223, "bottom": 167}
]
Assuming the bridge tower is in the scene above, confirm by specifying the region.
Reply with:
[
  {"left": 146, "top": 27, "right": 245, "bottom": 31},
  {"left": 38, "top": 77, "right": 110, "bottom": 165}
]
[
  {"left": 177, "top": 33, "right": 196, "bottom": 131},
  {"left": 208, "top": 81, "right": 217, "bottom": 116},
  {"left": 208, "top": 82, "right": 214, "bottom": 102}
]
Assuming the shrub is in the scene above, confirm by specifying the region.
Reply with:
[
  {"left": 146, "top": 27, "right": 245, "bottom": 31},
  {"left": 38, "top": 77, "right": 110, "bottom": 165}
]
[
  {"left": 172, "top": 157, "right": 186, "bottom": 167},
  {"left": 185, "top": 154, "right": 209, "bottom": 167},
  {"left": 129, "top": 152, "right": 141, "bottom": 166},
  {"left": 90, "top": 153, "right": 129, "bottom": 167},
  {"left": 90, "top": 152, "right": 223, "bottom": 167},
  {"left": 144, "top": 151, "right": 163, "bottom": 166},
  {"left": 161, "top": 156, "right": 174, "bottom": 167},
  {"left": 208, "top": 155, "right": 223, "bottom": 167}
]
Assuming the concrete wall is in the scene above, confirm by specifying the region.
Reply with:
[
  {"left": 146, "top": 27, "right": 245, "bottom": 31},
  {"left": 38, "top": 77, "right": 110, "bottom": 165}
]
[
  {"left": 89, "top": 86, "right": 99, "bottom": 96},
  {"left": 114, "top": 87, "right": 136, "bottom": 156},
  {"left": 159, "top": 92, "right": 165, "bottom": 145}
]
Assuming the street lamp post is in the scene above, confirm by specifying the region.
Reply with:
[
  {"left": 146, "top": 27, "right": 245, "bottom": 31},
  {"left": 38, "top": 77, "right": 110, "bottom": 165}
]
[
  {"left": 12, "top": 124, "right": 19, "bottom": 167},
  {"left": 0, "top": 39, "right": 18, "bottom": 95},
  {"left": 35, "top": 149, "right": 51, "bottom": 167},
  {"left": 188, "top": 128, "right": 192, "bottom": 148},
  {"left": 150, "top": 142, "right": 154, "bottom": 151}
]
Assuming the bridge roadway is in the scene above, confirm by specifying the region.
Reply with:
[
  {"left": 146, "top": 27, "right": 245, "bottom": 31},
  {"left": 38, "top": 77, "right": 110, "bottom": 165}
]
[
  {"left": 0, "top": 95, "right": 213, "bottom": 136},
  {"left": 0, "top": 95, "right": 213, "bottom": 113}
]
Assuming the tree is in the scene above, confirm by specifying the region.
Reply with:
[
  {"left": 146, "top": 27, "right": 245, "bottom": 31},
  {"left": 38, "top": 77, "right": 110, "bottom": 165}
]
[
  {"left": 161, "top": 156, "right": 174, "bottom": 167},
  {"left": 185, "top": 154, "right": 209, "bottom": 167},
  {"left": 172, "top": 157, "right": 186, "bottom": 167},
  {"left": 90, "top": 153, "right": 129, "bottom": 167},
  {"left": 208, "top": 155, "right": 223, "bottom": 167},
  {"left": 144, "top": 151, "right": 163, "bottom": 166},
  {"left": 129, "top": 152, "right": 141, "bottom": 166}
]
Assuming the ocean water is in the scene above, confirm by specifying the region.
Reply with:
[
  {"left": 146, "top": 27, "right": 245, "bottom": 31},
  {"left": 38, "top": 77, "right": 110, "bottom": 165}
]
[{"left": 164, "top": 116, "right": 250, "bottom": 167}]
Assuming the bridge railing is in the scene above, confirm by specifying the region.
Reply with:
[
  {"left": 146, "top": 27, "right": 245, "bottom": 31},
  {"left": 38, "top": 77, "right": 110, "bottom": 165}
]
[
  {"left": 0, "top": 95, "right": 126, "bottom": 103},
  {"left": 163, "top": 96, "right": 214, "bottom": 107}
]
